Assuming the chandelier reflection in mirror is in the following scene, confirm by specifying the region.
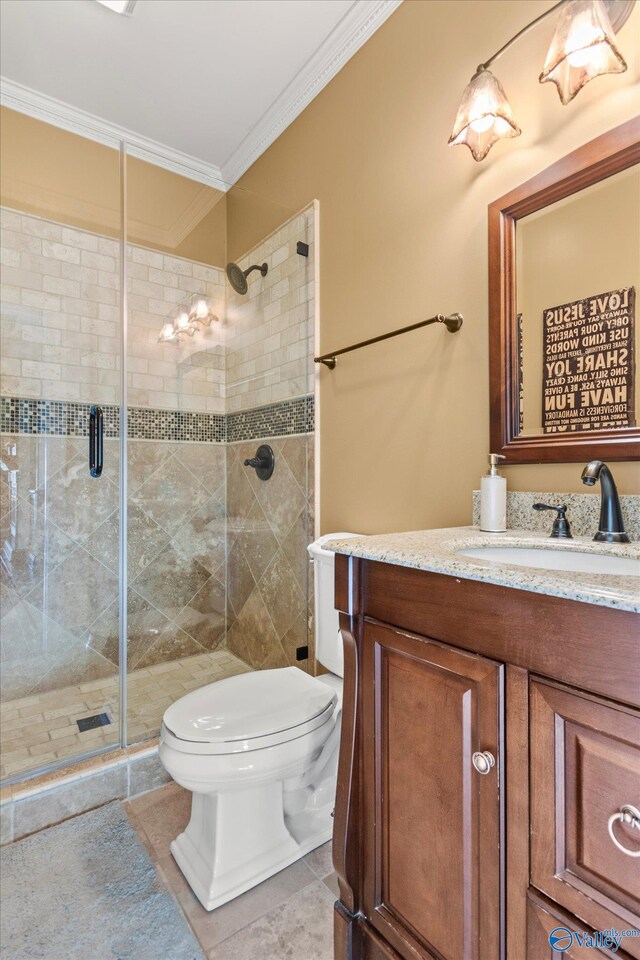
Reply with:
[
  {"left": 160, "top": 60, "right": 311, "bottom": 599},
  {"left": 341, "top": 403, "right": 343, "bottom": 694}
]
[
  {"left": 158, "top": 294, "right": 219, "bottom": 344},
  {"left": 449, "top": 0, "right": 633, "bottom": 161}
]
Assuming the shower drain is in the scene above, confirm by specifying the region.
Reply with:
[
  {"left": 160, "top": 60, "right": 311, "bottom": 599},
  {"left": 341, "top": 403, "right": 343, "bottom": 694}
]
[{"left": 77, "top": 712, "right": 112, "bottom": 732}]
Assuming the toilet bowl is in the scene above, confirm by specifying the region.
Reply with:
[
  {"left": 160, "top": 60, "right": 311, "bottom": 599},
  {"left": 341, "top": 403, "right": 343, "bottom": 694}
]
[{"left": 159, "top": 532, "right": 358, "bottom": 911}]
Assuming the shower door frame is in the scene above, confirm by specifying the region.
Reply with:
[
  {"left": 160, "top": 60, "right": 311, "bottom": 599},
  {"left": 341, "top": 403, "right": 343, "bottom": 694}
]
[{"left": 117, "top": 140, "right": 128, "bottom": 751}]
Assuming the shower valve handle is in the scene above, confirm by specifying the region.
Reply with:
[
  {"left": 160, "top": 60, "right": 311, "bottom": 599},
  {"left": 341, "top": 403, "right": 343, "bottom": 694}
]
[{"left": 243, "top": 445, "right": 275, "bottom": 481}]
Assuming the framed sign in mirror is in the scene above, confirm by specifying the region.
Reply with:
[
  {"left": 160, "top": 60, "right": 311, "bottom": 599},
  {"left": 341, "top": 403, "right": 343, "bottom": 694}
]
[{"left": 489, "top": 118, "right": 640, "bottom": 463}]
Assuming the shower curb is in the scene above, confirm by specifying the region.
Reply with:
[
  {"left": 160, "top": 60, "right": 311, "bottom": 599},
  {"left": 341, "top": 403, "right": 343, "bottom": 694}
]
[{"left": 0, "top": 739, "right": 168, "bottom": 846}]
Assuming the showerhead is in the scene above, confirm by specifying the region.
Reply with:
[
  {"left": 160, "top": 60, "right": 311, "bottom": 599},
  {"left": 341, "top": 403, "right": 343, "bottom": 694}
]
[
  {"left": 226, "top": 261, "right": 268, "bottom": 296},
  {"left": 226, "top": 262, "right": 248, "bottom": 295}
]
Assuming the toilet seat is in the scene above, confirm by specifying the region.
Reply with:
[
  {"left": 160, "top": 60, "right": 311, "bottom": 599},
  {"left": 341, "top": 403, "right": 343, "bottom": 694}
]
[{"left": 162, "top": 667, "right": 337, "bottom": 756}]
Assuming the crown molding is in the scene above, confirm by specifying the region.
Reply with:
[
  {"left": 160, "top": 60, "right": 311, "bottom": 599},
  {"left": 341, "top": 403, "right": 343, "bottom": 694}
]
[
  {"left": 0, "top": 77, "right": 230, "bottom": 191},
  {"left": 1, "top": 0, "right": 402, "bottom": 190},
  {"left": 220, "top": 0, "right": 403, "bottom": 185}
]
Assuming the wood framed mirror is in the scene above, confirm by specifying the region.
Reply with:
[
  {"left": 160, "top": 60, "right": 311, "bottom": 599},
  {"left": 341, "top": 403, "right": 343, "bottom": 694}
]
[{"left": 489, "top": 117, "right": 640, "bottom": 463}]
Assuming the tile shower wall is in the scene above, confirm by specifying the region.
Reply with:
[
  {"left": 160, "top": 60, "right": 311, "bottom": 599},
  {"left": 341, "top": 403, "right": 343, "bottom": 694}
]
[
  {"left": 0, "top": 207, "right": 225, "bottom": 414},
  {"left": 1, "top": 202, "right": 316, "bottom": 725},
  {"left": 1, "top": 434, "right": 226, "bottom": 703},
  {"left": 224, "top": 206, "right": 316, "bottom": 674},
  {"left": 226, "top": 436, "right": 314, "bottom": 672},
  {"left": 1, "top": 205, "right": 228, "bottom": 711},
  {"left": 225, "top": 205, "right": 315, "bottom": 413}
]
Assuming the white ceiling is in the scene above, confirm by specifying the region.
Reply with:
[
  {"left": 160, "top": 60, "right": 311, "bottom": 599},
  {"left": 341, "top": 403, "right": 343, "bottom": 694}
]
[{"left": 0, "top": 0, "right": 401, "bottom": 188}]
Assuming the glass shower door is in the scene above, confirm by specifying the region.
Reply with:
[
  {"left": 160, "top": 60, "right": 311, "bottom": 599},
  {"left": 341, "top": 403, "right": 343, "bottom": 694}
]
[
  {"left": 0, "top": 111, "right": 123, "bottom": 781},
  {"left": 124, "top": 153, "right": 230, "bottom": 745},
  {"left": 224, "top": 189, "right": 316, "bottom": 676}
]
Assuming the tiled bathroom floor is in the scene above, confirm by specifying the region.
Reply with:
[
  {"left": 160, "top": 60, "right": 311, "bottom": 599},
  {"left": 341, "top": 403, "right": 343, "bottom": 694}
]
[
  {"left": 125, "top": 782, "right": 337, "bottom": 959},
  {"left": 0, "top": 650, "right": 250, "bottom": 780}
]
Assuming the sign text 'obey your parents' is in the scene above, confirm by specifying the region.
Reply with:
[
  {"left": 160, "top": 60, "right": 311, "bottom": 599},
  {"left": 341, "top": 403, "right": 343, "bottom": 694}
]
[{"left": 542, "top": 287, "right": 635, "bottom": 433}]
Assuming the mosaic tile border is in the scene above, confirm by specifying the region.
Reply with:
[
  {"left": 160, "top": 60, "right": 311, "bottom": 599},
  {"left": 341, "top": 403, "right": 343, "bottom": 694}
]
[
  {"left": 129, "top": 406, "right": 226, "bottom": 443},
  {"left": 226, "top": 395, "right": 314, "bottom": 442},
  {"left": 0, "top": 395, "right": 313, "bottom": 443},
  {"left": 0, "top": 397, "right": 120, "bottom": 438},
  {"left": 0, "top": 397, "right": 225, "bottom": 443}
]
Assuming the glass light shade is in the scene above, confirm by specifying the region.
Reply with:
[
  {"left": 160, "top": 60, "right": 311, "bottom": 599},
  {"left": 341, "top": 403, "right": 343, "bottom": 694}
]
[
  {"left": 194, "top": 298, "right": 209, "bottom": 319},
  {"left": 448, "top": 69, "right": 521, "bottom": 161},
  {"left": 189, "top": 294, "right": 213, "bottom": 325},
  {"left": 158, "top": 322, "right": 177, "bottom": 343},
  {"left": 539, "top": 0, "right": 627, "bottom": 105},
  {"left": 174, "top": 310, "right": 194, "bottom": 335}
]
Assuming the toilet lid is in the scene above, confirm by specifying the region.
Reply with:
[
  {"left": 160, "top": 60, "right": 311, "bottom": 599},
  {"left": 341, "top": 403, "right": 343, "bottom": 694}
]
[{"left": 163, "top": 667, "right": 337, "bottom": 744}]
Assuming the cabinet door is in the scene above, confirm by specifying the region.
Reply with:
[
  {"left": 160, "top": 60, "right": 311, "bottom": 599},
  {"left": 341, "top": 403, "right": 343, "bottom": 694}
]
[
  {"left": 530, "top": 679, "right": 640, "bottom": 952},
  {"left": 361, "top": 620, "right": 503, "bottom": 960}
]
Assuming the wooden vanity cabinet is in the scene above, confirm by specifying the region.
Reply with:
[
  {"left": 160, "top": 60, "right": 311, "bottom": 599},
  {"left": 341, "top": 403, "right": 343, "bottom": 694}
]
[
  {"left": 332, "top": 555, "right": 640, "bottom": 960},
  {"left": 530, "top": 681, "right": 640, "bottom": 937},
  {"left": 361, "top": 620, "right": 502, "bottom": 960}
]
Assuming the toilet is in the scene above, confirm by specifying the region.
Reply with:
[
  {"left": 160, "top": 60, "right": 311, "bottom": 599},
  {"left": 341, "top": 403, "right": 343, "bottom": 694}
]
[{"left": 158, "top": 533, "right": 357, "bottom": 911}]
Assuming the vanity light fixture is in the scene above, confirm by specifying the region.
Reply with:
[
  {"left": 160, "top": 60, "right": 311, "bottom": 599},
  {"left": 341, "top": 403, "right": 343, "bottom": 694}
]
[
  {"left": 539, "top": 0, "right": 627, "bottom": 104},
  {"left": 448, "top": 68, "right": 521, "bottom": 162},
  {"left": 449, "top": 0, "right": 633, "bottom": 161},
  {"left": 175, "top": 309, "right": 195, "bottom": 337},
  {"left": 159, "top": 322, "right": 179, "bottom": 344},
  {"left": 190, "top": 295, "right": 213, "bottom": 323},
  {"left": 158, "top": 295, "right": 218, "bottom": 343}
]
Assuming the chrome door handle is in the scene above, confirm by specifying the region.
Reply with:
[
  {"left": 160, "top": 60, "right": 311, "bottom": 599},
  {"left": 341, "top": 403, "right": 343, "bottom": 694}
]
[
  {"left": 472, "top": 751, "right": 495, "bottom": 775},
  {"left": 607, "top": 804, "right": 640, "bottom": 857}
]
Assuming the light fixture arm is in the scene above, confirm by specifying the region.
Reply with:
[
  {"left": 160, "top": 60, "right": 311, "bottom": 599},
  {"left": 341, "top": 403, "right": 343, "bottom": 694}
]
[
  {"left": 450, "top": 0, "right": 633, "bottom": 161},
  {"left": 476, "top": 0, "right": 566, "bottom": 75},
  {"left": 475, "top": 0, "right": 633, "bottom": 76}
]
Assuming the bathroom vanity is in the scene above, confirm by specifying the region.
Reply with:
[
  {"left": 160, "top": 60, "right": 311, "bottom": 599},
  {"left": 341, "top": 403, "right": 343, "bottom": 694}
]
[{"left": 328, "top": 529, "right": 640, "bottom": 960}]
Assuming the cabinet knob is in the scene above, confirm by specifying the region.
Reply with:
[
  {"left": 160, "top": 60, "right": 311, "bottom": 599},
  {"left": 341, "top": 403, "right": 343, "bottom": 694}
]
[
  {"left": 472, "top": 751, "right": 495, "bottom": 775},
  {"left": 607, "top": 804, "right": 640, "bottom": 857}
]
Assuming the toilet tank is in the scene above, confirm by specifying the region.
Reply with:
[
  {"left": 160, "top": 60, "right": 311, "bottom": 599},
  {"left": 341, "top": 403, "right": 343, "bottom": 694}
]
[{"left": 307, "top": 533, "right": 360, "bottom": 678}]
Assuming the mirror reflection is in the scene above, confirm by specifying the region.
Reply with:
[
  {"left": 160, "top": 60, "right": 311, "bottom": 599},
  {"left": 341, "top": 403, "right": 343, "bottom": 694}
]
[{"left": 515, "top": 164, "right": 639, "bottom": 436}]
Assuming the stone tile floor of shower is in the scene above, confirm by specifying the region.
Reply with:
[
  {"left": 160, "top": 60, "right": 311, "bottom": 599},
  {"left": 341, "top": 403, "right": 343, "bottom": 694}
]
[
  {"left": 125, "top": 782, "right": 336, "bottom": 959},
  {"left": 0, "top": 649, "right": 250, "bottom": 780}
]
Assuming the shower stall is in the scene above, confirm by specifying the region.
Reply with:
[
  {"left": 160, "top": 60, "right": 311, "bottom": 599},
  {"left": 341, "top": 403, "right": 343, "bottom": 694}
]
[{"left": 0, "top": 109, "right": 316, "bottom": 785}]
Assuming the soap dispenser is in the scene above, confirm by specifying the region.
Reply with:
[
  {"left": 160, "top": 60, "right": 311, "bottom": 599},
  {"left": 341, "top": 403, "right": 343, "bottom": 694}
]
[{"left": 480, "top": 453, "right": 507, "bottom": 532}]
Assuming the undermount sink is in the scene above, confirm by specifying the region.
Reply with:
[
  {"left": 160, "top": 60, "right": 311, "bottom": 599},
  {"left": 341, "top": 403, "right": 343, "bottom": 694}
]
[{"left": 458, "top": 546, "right": 640, "bottom": 577}]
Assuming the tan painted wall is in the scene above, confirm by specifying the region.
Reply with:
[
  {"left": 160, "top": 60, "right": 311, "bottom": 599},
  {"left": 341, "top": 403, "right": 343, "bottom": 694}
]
[
  {"left": 228, "top": 0, "right": 640, "bottom": 535},
  {"left": 0, "top": 108, "right": 227, "bottom": 265}
]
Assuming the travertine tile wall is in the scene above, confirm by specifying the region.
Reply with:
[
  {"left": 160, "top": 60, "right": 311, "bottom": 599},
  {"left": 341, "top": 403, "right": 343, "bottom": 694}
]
[
  {"left": 0, "top": 207, "right": 225, "bottom": 414},
  {"left": 1, "top": 434, "right": 227, "bottom": 705},
  {"left": 1, "top": 426, "right": 315, "bottom": 714},
  {"left": 0, "top": 203, "right": 316, "bottom": 754},
  {"left": 225, "top": 205, "right": 315, "bottom": 413},
  {"left": 1, "top": 204, "right": 315, "bottom": 417},
  {"left": 127, "top": 249, "right": 225, "bottom": 415},
  {"left": 226, "top": 435, "right": 314, "bottom": 673}
]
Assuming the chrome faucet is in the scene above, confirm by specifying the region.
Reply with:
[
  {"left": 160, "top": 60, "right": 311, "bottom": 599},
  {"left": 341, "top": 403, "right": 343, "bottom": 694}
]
[{"left": 580, "top": 460, "right": 629, "bottom": 544}]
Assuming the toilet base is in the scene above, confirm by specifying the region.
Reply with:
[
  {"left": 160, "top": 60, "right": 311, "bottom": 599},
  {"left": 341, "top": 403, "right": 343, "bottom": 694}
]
[{"left": 170, "top": 783, "right": 334, "bottom": 911}]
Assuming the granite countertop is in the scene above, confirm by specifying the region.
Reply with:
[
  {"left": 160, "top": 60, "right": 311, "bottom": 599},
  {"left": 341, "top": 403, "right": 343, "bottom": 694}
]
[{"left": 326, "top": 527, "right": 640, "bottom": 614}]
